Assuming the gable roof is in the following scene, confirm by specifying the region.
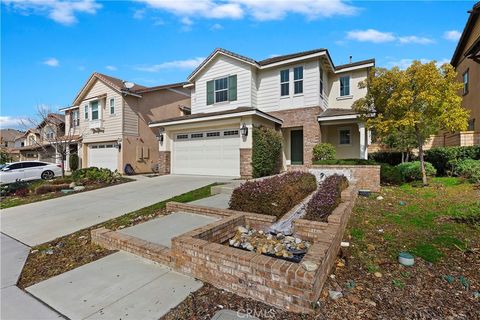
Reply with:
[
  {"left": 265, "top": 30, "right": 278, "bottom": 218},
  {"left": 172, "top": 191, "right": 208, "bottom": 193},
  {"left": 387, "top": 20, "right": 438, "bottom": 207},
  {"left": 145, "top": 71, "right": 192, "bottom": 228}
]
[
  {"left": 0, "top": 129, "right": 24, "bottom": 142},
  {"left": 451, "top": 2, "right": 480, "bottom": 66},
  {"left": 135, "top": 82, "right": 189, "bottom": 94},
  {"left": 187, "top": 47, "right": 373, "bottom": 81}
]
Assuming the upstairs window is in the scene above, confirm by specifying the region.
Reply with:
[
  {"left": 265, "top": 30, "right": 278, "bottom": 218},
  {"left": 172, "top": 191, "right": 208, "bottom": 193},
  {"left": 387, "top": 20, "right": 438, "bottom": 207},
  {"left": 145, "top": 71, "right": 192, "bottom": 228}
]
[
  {"left": 84, "top": 105, "right": 88, "bottom": 120},
  {"left": 468, "top": 118, "right": 475, "bottom": 131},
  {"left": 280, "top": 69, "right": 289, "bottom": 96},
  {"left": 110, "top": 98, "right": 115, "bottom": 114},
  {"left": 294, "top": 66, "right": 303, "bottom": 94},
  {"left": 45, "top": 127, "right": 54, "bottom": 140},
  {"left": 71, "top": 110, "right": 79, "bottom": 127},
  {"left": 463, "top": 70, "right": 469, "bottom": 95},
  {"left": 206, "top": 75, "right": 237, "bottom": 105},
  {"left": 340, "top": 75, "right": 350, "bottom": 96},
  {"left": 91, "top": 101, "right": 99, "bottom": 120},
  {"left": 320, "top": 66, "right": 324, "bottom": 97}
]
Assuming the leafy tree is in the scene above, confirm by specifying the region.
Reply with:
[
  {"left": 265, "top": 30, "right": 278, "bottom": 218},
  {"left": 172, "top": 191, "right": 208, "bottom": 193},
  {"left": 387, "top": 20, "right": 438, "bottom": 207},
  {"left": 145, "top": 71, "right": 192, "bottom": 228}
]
[
  {"left": 380, "top": 127, "right": 417, "bottom": 163},
  {"left": 354, "top": 61, "right": 469, "bottom": 185},
  {"left": 0, "top": 150, "right": 12, "bottom": 164}
]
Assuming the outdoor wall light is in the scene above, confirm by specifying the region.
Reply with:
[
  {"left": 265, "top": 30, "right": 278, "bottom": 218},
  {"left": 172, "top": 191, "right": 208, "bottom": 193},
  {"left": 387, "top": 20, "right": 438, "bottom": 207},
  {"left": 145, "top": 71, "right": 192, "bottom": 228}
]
[
  {"left": 157, "top": 128, "right": 165, "bottom": 142},
  {"left": 240, "top": 123, "right": 248, "bottom": 137}
]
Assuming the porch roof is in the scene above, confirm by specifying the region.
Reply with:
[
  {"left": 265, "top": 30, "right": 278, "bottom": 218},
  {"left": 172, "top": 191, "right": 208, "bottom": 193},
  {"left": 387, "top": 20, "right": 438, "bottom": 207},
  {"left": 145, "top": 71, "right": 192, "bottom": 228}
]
[
  {"left": 149, "top": 107, "right": 283, "bottom": 127},
  {"left": 317, "top": 108, "right": 360, "bottom": 122}
]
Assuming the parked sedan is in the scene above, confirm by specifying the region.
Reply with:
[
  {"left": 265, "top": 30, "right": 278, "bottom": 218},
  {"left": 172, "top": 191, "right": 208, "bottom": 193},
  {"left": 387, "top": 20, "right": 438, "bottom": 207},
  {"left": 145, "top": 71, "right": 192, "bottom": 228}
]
[{"left": 0, "top": 161, "right": 62, "bottom": 184}]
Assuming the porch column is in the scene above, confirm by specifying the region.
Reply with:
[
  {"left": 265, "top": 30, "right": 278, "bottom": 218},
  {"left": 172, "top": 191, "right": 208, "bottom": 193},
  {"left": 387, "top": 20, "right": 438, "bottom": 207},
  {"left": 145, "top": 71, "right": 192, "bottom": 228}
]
[
  {"left": 358, "top": 123, "right": 367, "bottom": 159},
  {"left": 55, "top": 145, "right": 61, "bottom": 164},
  {"left": 65, "top": 146, "right": 71, "bottom": 172}
]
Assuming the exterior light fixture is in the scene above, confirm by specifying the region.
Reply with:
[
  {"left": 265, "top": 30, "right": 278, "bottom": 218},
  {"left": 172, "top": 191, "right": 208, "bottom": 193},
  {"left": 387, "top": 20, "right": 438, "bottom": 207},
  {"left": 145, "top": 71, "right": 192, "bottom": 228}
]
[
  {"left": 240, "top": 123, "right": 248, "bottom": 137},
  {"left": 157, "top": 128, "right": 165, "bottom": 142}
]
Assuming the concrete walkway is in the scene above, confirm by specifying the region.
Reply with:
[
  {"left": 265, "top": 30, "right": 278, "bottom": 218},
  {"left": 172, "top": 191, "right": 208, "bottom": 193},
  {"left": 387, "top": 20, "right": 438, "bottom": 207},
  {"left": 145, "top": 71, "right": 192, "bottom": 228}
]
[
  {"left": 1, "top": 233, "right": 62, "bottom": 320},
  {"left": 1, "top": 175, "right": 230, "bottom": 246},
  {"left": 190, "top": 193, "right": 231, "bottom": 209},
  {"left": 27, "top": 252, "right": 202, "bottom": 320}
]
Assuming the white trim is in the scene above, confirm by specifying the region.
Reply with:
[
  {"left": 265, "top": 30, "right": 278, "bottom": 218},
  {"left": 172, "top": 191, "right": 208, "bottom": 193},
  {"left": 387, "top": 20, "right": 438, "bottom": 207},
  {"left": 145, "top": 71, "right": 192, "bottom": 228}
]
[
  {"left": 335, "top": 62, "right": 374, "bottom": 73},
  {"left": 120, "top": 90, "right": 142, "bottom": 98},
  {"left": 188, "top": 51, "right": 258, "bottom": 81},
  {"left": 59, "top": 105, "right": 79, "bottom": 112},
  {"left": 149, "top": 110, "right": 282, "bottom": 127},
  {"left": 260, "top": 52, "right": 328, "bottom": 69},
  {"left": 317, "top": 114, "right": 359, "bottom": 122},
  {"left": 168, "top": 88, "right": 190, "bottom": 97},
  {"left": 336, "top": 95, "right": 353, "bottom": 101}
]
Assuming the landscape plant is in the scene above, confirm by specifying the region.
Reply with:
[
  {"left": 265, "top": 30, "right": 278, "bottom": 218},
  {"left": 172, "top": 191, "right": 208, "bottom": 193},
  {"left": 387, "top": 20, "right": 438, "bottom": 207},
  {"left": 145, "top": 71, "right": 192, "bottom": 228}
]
[
  {"left": 452, "top": 159, "right": 480, "bottom": 184},
  {"left": 312, "top": 143, "right": 336, "bottom": 161},
  {"left": 71, "top": 167, "right": 120, "bottom": 184},
  {"left": 425, "top": 146, "right": 480, "bottom": 175},
  {"left": 69, "top": 154, "right": 79, "bottom": 171},
  {"left": 251, "top": 126, "right": 282, "bottom": 178},
  {"left": 229, "top": 171, "right": 317, "bottom": 218},
  {"left": 396, "top": 161, "right": 436, "bottom": 182},
  {"left": 303, "top": 174, "right": 348, "bottom": 222},
  {"left": 354, "top": 61, "right": 469, "bottom": 185}
]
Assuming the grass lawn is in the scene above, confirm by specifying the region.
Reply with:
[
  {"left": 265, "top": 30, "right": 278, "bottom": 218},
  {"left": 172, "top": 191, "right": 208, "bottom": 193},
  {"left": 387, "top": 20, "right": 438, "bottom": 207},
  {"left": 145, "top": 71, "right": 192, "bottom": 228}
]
[
  {"left": 163, "top": 177, "right": 480, "bottom": 319},
  {"left": 18, "top": 183, "right": 217, "bottom": 289}
]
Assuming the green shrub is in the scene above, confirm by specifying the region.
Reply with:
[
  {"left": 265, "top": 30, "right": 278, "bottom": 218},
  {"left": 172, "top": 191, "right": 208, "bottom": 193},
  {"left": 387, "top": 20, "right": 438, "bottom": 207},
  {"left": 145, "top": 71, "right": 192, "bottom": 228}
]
[
  {"left": 252, "top": 126, "right": 283, "bottom": 178},
  {"left": 4, "top": 181, "right": 30, "bottom": 196},
  {"left": 396, "top": 161, "right": 436, "bottom": 181},
  {"left": 35, "top": 184, "right": 70, "bottom": 195},
  {"left": 71, "top": 167, "right": 120, "bottom": 183},
  {"left": 314, "top": 158, "right": 377, "bottom": 165},
  {"left": 312, "top": 143, "right": 336, "bottom": 161},
  {"left": 380, "top": 163, "right": 403, "bottom": 185},
  {"left": 425, "top": 146, "right": 480, "bottom": 175},
  {"left": 369, "top": 151, "right": 416, "bottom": 166},
  {"left": 69, "top": 154, "right": 79, "bottom": 171},
  {"left": 452, "top": 159, "right": 480, "bottom": 184},
  {"left": 304, "top": 174, "right": 348, "bottom": 222}
]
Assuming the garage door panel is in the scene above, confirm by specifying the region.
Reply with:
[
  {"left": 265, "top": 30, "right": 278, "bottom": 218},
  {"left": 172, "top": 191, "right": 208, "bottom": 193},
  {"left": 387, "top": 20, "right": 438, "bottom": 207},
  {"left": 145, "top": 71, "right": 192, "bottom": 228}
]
[
  {"left": 88, "top": 143, "right": 118, "bottom": 172},
  {"left": 172, "top": 129, "right": 240, "bottom": 177}
]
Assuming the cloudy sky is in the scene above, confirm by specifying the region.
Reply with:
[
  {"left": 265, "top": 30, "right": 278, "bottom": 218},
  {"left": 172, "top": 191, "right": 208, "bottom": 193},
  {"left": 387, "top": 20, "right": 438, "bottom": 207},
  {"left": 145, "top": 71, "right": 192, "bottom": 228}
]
[{"left": 0, "top": 0, "right": 474, "bottom": 128}]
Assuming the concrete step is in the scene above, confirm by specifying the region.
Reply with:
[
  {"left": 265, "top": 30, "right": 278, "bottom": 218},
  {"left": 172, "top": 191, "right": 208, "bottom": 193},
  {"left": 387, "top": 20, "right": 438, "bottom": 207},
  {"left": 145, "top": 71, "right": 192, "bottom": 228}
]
[{"left": 211, "top": 181, "right": 244, "bottom": 195}]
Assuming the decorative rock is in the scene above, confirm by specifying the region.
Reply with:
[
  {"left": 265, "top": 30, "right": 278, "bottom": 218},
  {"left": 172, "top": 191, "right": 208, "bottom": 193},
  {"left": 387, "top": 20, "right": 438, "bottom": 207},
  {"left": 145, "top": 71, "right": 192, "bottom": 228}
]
[
  {"left": 302, "top": 261, "right": 318, "bottom": 272},
  {"left": 45, "top": 249, "right": 54, "bottom": 255},
  {"left": 237, "top": 226, "right": 248, "bottom": 234},
  {"left": 73, "top": 186, "right": 86, "bottom": 192},
  {"left": 374, "top": 272, "right": 382, "bottom": 278},
  {"left": 398, "top": 252, "right": 415, "bottom": 266},
  {"left": 328, "top": 290, "right": 343, "bottom": 300},
  {"left": 61, "top": 189, "right": 74, "bottom": 194},
  {"left": 340, "top": 241, "right": 350, "bottom": 247},
  {"left": 31, "top": 249, "right": 39, "bottom": 254},
  {"left": 69, "top": 182, "right": 76, "bottom": 188},
  {"left": 473, "top": 291, "right": 480, "bottom": 299},
  {"left": 245, "top": 243, "right": 254, "bottom": 251},
  {"left": 376, "top": 196, "right": 384, "bottom": 200},
  {"left": 347, "top": 295, "right": 360, "bottom": 304},
  {"left": 399, "top": 201, "right": 406, "bottom": 206},
  {"left": 55, "top": 242, "right": 64, "bottom": 248}
]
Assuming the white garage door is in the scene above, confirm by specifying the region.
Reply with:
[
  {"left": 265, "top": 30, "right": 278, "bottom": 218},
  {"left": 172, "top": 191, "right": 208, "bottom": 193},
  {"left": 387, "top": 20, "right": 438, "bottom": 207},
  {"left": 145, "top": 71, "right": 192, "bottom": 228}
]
[
  {"left": 88, "top": 143, "right": 118, "bottom": 171},
  {"left": 172, "top": 129, "right": 240, "bottom": 177}
]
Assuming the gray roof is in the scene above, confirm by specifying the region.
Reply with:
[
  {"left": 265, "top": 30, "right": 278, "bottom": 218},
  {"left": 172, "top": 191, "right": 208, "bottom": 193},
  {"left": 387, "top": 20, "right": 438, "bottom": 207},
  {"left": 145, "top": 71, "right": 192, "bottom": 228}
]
[{"left": 318, "top": 108, "right": 359, "bottom": 118}]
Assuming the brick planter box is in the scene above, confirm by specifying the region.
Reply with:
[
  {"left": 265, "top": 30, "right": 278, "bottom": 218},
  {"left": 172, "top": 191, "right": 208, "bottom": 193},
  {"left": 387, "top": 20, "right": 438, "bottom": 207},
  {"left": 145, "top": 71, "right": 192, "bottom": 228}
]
[{"left": 92, "top": 184, "right": 359, "bottom": 314}]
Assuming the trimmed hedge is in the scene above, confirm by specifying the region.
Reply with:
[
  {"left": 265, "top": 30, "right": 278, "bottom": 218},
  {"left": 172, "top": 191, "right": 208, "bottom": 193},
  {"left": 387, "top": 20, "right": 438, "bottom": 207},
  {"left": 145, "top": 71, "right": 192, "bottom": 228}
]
[
  {"left": 35, "top": 184, "right": 70, "bottom": 195},
  {"left": 303, "top": 174, "right": 349, "bottom": 222},
  {"left": 313, "top": 159, "right": 377, "bottom": 165},
  {"left": 72, "top": 167, "right": 120, "bottom": 183},
  {"left": 380, "top": 163, "right": 403, "bottom": 185},
  {"left": 369, "top": 151, "right": 416, "bottom": 166},
  {"left": 252, "top": 126, "right": 283, "bottom": 178},
  {"left": 229, "top": 171, "right": 317, "bottom": 218},
  {"left": 312, "top": 143, "right": 336, "bottom": 161},
  {"left": 396, "top": 161, "right": 436, "bottom": 181},
  {"left": 425, "top": 146, "right": 480, "bottom": 175},
  {"left": 453, "top": 159, "right": 480, "bottom": 184}
]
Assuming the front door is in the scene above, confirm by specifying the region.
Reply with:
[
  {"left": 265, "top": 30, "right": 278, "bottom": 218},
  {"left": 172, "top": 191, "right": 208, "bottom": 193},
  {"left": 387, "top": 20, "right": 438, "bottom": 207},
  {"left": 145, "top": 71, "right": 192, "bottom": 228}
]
[{"left": 290, "top": 130, "right": 304, "bottom": 165}]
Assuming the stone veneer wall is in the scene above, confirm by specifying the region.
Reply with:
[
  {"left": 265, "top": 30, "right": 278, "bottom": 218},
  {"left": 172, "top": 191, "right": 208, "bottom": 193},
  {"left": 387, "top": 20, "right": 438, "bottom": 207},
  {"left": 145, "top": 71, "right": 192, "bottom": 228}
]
[
  {"left": 158, "top": 151, "right": 171, "bottom": 175},
  {"left": 269, "top": 106, "right": 322, "bottom": 166},
  {"left": 239, "top": 148, "right": 253, "bottom": 179}
]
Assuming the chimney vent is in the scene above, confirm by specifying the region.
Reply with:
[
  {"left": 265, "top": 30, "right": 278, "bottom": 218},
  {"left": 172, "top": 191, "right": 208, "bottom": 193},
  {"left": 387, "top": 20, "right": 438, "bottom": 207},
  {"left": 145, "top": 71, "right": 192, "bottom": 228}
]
[{"left": 349, "top": 55, "right": 353, "bottom": 63}]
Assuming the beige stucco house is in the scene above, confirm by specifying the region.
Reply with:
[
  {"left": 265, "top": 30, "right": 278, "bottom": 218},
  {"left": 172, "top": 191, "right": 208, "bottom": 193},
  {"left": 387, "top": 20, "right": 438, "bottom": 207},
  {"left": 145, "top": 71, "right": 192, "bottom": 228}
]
[
  {"left": 150, "top": 48, "right": 374, "bottom": 178},
  {"left": 61, "top": 72, "right": 190, "bottom": 174}
]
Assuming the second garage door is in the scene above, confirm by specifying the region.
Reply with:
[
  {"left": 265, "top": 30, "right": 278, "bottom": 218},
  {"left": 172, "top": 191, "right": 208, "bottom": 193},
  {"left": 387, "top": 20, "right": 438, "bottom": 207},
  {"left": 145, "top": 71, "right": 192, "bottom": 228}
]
[
  {"left": 172, "top": 129, "right": 240, "bottom": 177},
  {"left": 88, "top": 143, "right": 119, "bottom": 171}
]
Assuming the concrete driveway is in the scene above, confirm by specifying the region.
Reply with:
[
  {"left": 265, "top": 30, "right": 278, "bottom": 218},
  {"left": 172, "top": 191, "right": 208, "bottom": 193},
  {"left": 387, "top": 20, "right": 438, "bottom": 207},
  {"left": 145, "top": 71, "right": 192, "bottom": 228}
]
[{"left": 1, "top": 175, "right": 230, "bottom": 246}]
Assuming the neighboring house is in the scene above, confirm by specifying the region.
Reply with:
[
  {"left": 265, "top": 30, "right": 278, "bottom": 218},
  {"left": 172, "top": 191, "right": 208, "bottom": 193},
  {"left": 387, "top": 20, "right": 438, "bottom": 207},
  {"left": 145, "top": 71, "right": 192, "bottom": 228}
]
[
  {"left": 17, "top": 114, "right": 68, "bottom": 163},
  {"left": 149, "top": 48, "right": 374, "bottom": 178},
  {"left": 0, "top": 128, "right": 24, "bottom": 161},
  {"left": 60, "top": 72, "right": 190, "bottom": 173},
  {"left": 448, "top": 1, "right": 480, "bottom": 146}
]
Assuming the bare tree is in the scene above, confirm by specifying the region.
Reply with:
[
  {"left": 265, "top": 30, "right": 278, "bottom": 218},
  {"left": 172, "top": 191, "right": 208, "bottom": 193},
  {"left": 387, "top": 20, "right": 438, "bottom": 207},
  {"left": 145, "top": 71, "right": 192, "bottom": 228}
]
[{"left": 21, "top": 105, "right": 84, "bottom": 178}]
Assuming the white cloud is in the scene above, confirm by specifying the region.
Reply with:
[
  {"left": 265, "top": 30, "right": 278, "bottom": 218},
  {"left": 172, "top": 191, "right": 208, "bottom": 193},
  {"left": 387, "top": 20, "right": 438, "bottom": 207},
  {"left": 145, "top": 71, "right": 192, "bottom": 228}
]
[
  {"left": 347, "top": 29, "right": 395, "bottom": 43},
  {"left": 443, "top": 30, "right": 461, "bottom": 41},
  {"left": 210, "top": 23, "right": 223, "bottom": 30},
  {"left": 398, "top": 35, "right": 434, "bottom": 45},
  {"left": 0, "top": 116, "right": 29, "bottom": 129},
  {"left": 3, "top": 0, "right": 101, "bottom": 25},
  {"left": 43, "top": 58, "right": 59, "bottom": 67},
  {"left": 387, "top": 58, "right": 450, "bottom": 70},
  {"left": 136, "top": 0, "right": 358, "bottom": 23},
  {"left": 347, "top": 29, "right": 434, "bottom": 45},
  {"left": 135, "top": 57, "right": 205, "bottom": 72},
  {"left": 105, "top": 65, "right": 117, "bottom": 71},
  {"left": 133, "top": 8, "right": 145, "bottom": 19}
]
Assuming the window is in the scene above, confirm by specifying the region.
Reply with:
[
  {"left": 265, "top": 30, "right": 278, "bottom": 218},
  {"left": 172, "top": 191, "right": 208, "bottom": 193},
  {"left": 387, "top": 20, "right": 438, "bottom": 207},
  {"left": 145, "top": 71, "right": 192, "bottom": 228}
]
[
  {"left": 7, "top": 163, "right": 23, "bottom": 170},
  {"left": 84, "top": 105, "right": 88, "bottom": 120},
  {"left": 468, "top": 118, "right": 475, "bottom": 131},
  {"left": 340, "top": 76, "right": 350, "bottom": 96},
  {"left": 224, "top": 130, "right": 239, "bottom": 136},
  {"left": 206, "top": 132, "right": 220, "bottom": 137},
  {"left": 280, "top": 69, "right": 289, "bottom": 96},
  {"left": 463, "top": 70, "right": 469, "bottom": 95},
  {"left": 339, "top": 129, "right": 351, "bottom": 145},
  {"left": 214, "top": 77, "right": 228, "bottom": 103},
  {"left": 320, "top": 66, "right": 324, "bottom": 97},
  {"left": 45, "top": 128, "right": 54, "bottom": 140},
  {"left": 191, "top": 133, "right": 204, "bottom": 139},
  {"left": 110, "top": 98, "right": 115, "bottom": 114},
  {"left": 294, "top": 66, "right": 303, "bottom": 94},
  {"left": 72, "top": 110, "right": 79, "bottom": 127},
  {"left": 23, "top": 162, "right": 46, "bottom": 168},
  {"left": 91, "top": 101, "right": 99, "bottom": 120},
  {"left": 29, "top": 136, "right": 35, "bottom": 145},
  {"left": 176, "top": 134, "right": 189, "bottom": 140}
]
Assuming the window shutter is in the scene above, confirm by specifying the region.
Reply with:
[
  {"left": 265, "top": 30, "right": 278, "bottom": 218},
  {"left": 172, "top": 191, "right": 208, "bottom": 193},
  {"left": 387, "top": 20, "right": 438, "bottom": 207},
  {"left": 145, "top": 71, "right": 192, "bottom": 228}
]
[
  {"left": 228, "top": 75, "right": 237, "bottom": 101},
  {"left": 206, "top": 80, "right": 214, "bottom": 105},
  {"left": 142, "top": 146, "right": 149, "bottom": 159}
]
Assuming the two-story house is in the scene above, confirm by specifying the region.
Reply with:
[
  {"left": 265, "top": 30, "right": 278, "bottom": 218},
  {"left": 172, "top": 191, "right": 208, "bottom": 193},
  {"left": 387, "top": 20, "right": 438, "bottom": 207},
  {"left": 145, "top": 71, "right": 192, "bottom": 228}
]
[
  {"left": 0, "top": 129, "right": 24, "bottom": 161},
  {"left": 61, "top": 72, "right": 190, "bottom": 173},
  {"left": 149, "top": 48, "right": 374, "bottom": 178}
]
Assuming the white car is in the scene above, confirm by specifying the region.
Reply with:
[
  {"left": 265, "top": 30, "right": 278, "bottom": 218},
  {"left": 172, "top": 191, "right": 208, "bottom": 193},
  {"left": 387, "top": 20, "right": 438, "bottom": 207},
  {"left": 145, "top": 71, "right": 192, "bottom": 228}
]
[{"left": 0, "top": 161, "right": 63, "bottom": 184}]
